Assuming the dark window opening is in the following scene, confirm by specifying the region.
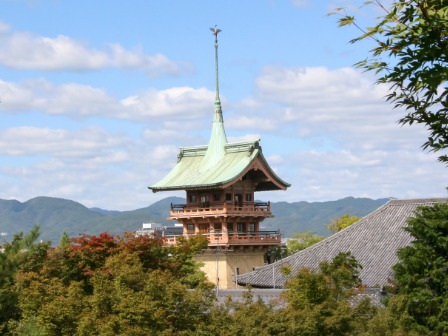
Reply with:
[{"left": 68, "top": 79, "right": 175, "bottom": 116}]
[{"left": 237, "top": 223, "right": 246, "bottom": 232}]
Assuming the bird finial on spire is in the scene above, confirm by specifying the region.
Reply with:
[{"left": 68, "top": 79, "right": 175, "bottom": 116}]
[{"left": 210, "top": 25, "right": 221, "bottom": 45}]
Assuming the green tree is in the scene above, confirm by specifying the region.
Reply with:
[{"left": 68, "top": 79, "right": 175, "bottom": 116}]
[
  {"left": 196, "top": 292, "right": 286, "bottom": 336},
  {"left": 286, "top": 231, "right": 325, "bottom": 255},
  {"left": 11, "top": 231, "right": 213, "bottom": 335},
  {"left": 58, "top": 231, "right": 70, "bottom": 247},
  {"left": 392, "top": 202, "right": 448, "bottom": 334},
  {"left": 0, "top": 226, "right": 50, "bottom": 334},
  {"left": 363, "top": 294, "right": 423, "bottom": 336},
  {"left": 282, "top": 252, "right": 376, "bottom": 335},
  {"left": 331, "top": 1, "right": 448, "bottom": 162},
  {"left": 327, "top": 214, "right": 360, "bottom": 233}
]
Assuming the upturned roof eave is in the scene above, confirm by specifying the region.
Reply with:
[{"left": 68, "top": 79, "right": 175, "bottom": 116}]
[{"left": 258, "top": 152, "right": 291, "bottom": 189}]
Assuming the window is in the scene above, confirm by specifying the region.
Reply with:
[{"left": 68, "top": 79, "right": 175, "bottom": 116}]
[
  {"left": 245, "top": 194, "right": 252, "bottom": 202},
  {"left": 225, "top": 193, "right": 232, "bottom": 201},
  {"left": 249, "top": 223, "right": 255, "bottom": 232},
  {"left": 200, "top": 195, "right": 210, "bottom": 207},
  {"left": 227, "top": 223, "right": 234, "bottom": 232},
  {"left": 213, "top": 193, "right": 221, "bottom": 201},
  {"left": 187, "top": 224, "right": 194, "bottom": 232},
  {"left": 237, "top": 223, "right": 245, "bottom": 232},
  {"left": 189, "top": 195, "right": 196, "bottom": 203}
]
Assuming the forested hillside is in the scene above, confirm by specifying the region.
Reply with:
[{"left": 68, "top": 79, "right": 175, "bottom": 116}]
[{"left": 0, "top": 196, "right": 387, "bottom": 243}]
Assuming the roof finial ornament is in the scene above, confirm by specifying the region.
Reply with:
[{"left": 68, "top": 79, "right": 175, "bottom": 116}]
[
  {"left": 209, "top": 25, "right": 222, "bottom": 105},
  {"left": 210, "top": 25, "right": 221, "bottom": 45}
]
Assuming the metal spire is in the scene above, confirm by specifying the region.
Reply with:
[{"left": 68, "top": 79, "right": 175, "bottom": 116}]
[
  {"left": 210, "top": 25, "right": 223, "bottom": 122},
  {"left": 201, "top": 26, "right": 227, "bottom": 172}
]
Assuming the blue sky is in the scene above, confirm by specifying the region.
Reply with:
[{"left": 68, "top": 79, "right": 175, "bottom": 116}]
[{"left": 0, "top": 0, "right": 446, "bottom": 210}]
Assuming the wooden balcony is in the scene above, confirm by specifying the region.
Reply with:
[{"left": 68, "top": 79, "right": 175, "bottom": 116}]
[
  {"left": 169, "top": 201, "right": 272, "bottom": 219},
  {"left": 163, "top": 230, "right": 281, "bottom": 247}
]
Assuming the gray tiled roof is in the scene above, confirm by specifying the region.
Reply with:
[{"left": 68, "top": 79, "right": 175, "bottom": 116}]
[
  {"left": 215, "top": 289, "right": 285, "bottom": 307},
  {"left": 237, "top": 198, "right": 447, "bottom": 288}
]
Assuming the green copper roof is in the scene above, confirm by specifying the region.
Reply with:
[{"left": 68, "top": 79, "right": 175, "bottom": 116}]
[
  {"left": 149, "top": 140, "right": 290, "bottom": 192},
  {"left": 149, "top": 27, "right": 290, "bottom": 192},
  {"left": 151, "top": 141, "right": 256, "bottom": 191}
]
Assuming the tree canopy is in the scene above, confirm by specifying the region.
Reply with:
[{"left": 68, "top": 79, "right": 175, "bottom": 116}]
[
  {"left": 285, "top": 231, "right": 326, "bottom": 255},
  {"left": 392, "top": 202, "right": 448, "bottom": 334},
  {"left": 331, "top": 1, "right": 448, "bottom": 162},
  {"left": 327, "top": 214, "right": 361, "bottom": 233},
  {"left": 1, "top": 226, "right": 437, "bottom": 335}
]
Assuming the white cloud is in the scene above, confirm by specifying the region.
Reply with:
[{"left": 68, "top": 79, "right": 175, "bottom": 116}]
[
  {"left": 230, "top": 64, "right": 448, "bottom": 204},
  {"left": 0, "top": 64, "right": 445, "bottom": 210},
  {"left": 0, "top": 21, "right": 11, "bottom": 34},
  {"left": 0, "top": 79, "right": 214, "bottom": 122},
  {"left": 121, "top": 86, "right": 214, "bottom": 119},
  {"left": 0, "top": 24, "right": 191, "bottom": 76},
  {"left": 264, "top": 147, "right": 446, "bottom": 204},
  {"left": 0, "top": 126, "right": 128, "bottom": 159},
  {"left": 227, "top": 134, "right": 260, "bottom": 143},
  {"left": 226, "top": 115, "right": 278, "bottom": 131},
  {"left": 249, "top": 66, "right": 430, "bottom": 151},
  {"left": 291, "top": 0, "right": 310, "bottom": 8},
  {"left": 0, "top": 125, "right": 179, "bottom": 210}
]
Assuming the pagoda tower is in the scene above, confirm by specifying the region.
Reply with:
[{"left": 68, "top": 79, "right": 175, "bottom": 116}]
[{"left": 149, "top": 27, "right": 290, "bottom": 289}]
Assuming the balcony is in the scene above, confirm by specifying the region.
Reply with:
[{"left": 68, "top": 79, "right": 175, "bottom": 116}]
[
  {"left": 169, "top": 201, "right": 272, "bottom": 219},
  {"left": 163, "top": 230, "right": 281, "bottom": 247}
]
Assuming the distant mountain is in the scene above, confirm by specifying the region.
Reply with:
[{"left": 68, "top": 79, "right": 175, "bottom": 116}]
[
  {"left": 264, "top": 197, "right": 389, "bottom": 237},
  {"left": 89, "top": 208, "right": 121, "bottom": 216},
  {"left": 0, "top": 196, "right": 388, "bottom": 244}
]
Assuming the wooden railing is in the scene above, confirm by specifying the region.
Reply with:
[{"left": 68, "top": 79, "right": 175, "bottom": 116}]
[
  {"left": 170, "top": 201, "right": 271, "bottom": 218},
  {"left": 163, "top": 230, "right": 281, "bottom": 246}
]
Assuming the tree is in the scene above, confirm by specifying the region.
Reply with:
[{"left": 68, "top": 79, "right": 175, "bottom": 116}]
[
  {"left": 327, "top": 214, "right": 361, "bottom": 233},
  {"left": 197, "top": 292, "right": 287, "bottom": 336},
  {"left": 392, "top": 202, "right": 448, "bottom": 334},
  {"left": 282, "top": 252, "right": 377, "bottom": 335},
  {"left": 286, "top": 231, "right": 325, "bottom": 255},
  {"left": 363, "top": 294, "right": 423, "bottom": 336},
  {"left": 58, "top": 231, "right": 70, "bottom": 247},
  {"left": 331, "top": 1, "right": 448, "bottom": 162},
  {"left": 11, "top": 231, "right": 213, "bottom": 335},
  {"left": 0, "top": 226, "right": 50, "bottom": 334}
]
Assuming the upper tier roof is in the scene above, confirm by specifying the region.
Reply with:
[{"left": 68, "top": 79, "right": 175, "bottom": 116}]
[{"left": 149, "top": 140, "right": 290, "bottom": 192}]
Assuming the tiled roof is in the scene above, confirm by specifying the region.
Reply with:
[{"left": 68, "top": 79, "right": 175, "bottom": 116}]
[
  {"left": 149, "top": 140, "right": 290, "bottom": 192},
  {"left": 237, "top": 198, "right": 447, "bottom": 288},
  {"left": 214, "top": 288, "right": 387, "bottom": 308},
  {"left": 215, "top": 289, "right": 285, "bottom": 307}
]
